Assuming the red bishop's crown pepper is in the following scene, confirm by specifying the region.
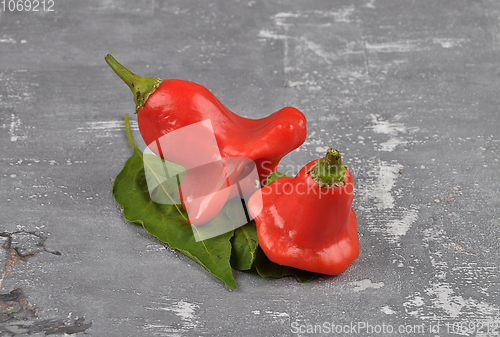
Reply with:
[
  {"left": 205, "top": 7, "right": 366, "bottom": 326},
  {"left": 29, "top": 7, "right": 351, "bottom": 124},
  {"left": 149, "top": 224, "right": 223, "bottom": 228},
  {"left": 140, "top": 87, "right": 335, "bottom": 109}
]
[
  {"left": 248, "top": 149, "right": 359, "bottom": 275},
  {"left": 105, "top": 55, "right": 307, "bottom": 225}
]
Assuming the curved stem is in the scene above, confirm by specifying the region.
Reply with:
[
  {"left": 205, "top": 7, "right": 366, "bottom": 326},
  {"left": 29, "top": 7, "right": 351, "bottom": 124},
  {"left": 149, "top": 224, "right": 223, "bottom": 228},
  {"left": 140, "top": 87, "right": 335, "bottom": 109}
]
[{"left": 123, "top": 113, "right": 141, "bottom": 157}]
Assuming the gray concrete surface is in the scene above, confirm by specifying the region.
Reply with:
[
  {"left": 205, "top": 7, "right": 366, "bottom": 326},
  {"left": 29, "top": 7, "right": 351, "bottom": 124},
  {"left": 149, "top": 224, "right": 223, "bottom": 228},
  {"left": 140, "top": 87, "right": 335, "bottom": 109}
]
[{"left": 1, "top": 0, "right": 499, "bottom": 336}]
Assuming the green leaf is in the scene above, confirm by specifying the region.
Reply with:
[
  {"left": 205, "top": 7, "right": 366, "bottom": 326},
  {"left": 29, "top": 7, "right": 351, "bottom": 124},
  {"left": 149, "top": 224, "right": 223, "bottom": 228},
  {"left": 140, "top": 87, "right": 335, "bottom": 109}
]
[
  {"left": 113, "top": 114, "right": 237, "bottom": 289},
  {"left": 265, "top": 171, "right": 290, "bottom": 185},
  {"left": 254, "top": 246, "right": 320, "bottom": 283},
  {"left": 230, "top": 221, "right": 258, "bottom": 271}
]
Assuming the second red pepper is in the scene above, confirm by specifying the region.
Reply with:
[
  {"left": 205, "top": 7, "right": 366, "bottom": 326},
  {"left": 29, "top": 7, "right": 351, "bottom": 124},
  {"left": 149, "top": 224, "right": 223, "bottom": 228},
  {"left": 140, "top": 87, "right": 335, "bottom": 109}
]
[{"left": 248, "top": 149, "right": 359, "bottom": 275}]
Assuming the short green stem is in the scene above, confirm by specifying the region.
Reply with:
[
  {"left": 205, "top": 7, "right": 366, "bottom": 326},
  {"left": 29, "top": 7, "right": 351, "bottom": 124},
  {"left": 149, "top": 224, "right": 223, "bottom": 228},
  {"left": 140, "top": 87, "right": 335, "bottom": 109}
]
[
  {"left": 105, "top": 54, "right": 162, "bottom": 113},
  {"left": 308, "top": 148, "right": 347, "bottom": 187}
]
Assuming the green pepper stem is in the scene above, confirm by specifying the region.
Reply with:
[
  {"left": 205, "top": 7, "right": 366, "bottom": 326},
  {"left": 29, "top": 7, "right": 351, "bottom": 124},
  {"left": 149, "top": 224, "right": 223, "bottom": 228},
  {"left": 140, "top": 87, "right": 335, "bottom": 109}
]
[
  {"left": 123, "top": 113, "right": 142, "bottom": 157},
  {"left": 308, "top": 148, "right": 347, "bottom": 187},
  {"left": 105, "top": 54, "right": 162, "bottom": 112}
]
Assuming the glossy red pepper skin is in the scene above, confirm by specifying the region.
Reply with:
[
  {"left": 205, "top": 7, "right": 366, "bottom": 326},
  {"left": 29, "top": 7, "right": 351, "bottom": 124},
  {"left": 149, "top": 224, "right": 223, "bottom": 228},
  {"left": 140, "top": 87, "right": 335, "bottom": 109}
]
[
  {"left": 248, "top": 156, "right": 359, "bottom": 275},
  {"left": 138, "top": 80, "right": 306, "bottom": 225},
  {"left": 137, "top": 79, "right": 306, "bottom": 184}
]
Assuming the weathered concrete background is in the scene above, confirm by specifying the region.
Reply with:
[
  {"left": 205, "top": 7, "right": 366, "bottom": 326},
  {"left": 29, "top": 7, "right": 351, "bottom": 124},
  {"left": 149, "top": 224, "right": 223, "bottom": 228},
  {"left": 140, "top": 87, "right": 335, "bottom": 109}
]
[{"left": 1, "top": 0, "right": 499, "bottom": 336}]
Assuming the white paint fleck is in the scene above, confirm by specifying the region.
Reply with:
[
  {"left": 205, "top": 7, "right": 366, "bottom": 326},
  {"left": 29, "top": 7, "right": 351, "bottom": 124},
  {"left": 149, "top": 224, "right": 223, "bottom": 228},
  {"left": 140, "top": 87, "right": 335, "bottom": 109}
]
[
  {"left": 9, "top": 113, "right": 27, "bottom": 142},
  {"left": 379, "top": 137, "right": 405, "bottom": 151},
  {"left": 77, "top": 120, "right": 139, "bottom": 138},
  {"left": 164, "top": 300, "right": 198, "bottom": 325},
  {"left": 265, "top": 310, "right": 289, "bottom": 318},
  {"left": 77, "top": 120, "right": 138, "bottom": 131},
  {"left": 274, "top": 12, "right": 302, "bottom": 20},
  {"left": 365, "top": 40, "right": 425, "bottom": 53},
  {"left": 370, "top": 114, "right": 415, "bottom": 151},
  {"left": 143, "top": 322, "right": 183, "bottom": 337},
  {"left": 326, "top": 6, "right": 356, "bottom": 23},
  {"left": 263, "top": 310, "right": 290, "bottom": 324},
  {"left": 385, "top": 208, "right": 418, "bottom": 243},
  {"left": 357, "top": 156, "right": 419, "bottom": 243},
  {"left": 425, "top": 282, "right": 465, "bottom": 318},
  {"left": 403, "top": 295, "right": 426, "bottom": 318},
  {"left": 145, "top": 299, "right": 199, "bottom": 334},
  {"left": 380, "top": 305, "right": 396, "bottom": 315},
  {"left": 315, "top": 146, "right": 329, "bottom": 153},
  {"left": 364, "top": 0, "right": 376, "bottom": 9},
  {"left": 257, "top": 29, "right": 287, "bottom": 40},
  {"left": 433, "top": 38, "right": 465, "bottom": 49},
  {"left": 363, "top": 160, "right": 402, "bottom": 210},
  {"left": 365, "top": 38, "right": 465, "bottom": 54},
  {"left": 351, "top": 279, "right": 384, "bottom": 292},
  {"left": 274, "top": 7, "right": 355, "bottom": 25},
  {"left": 287, "top": 78, "right": 320, "bottom": 88},
  {"left": 0, "top": 35, "right": 17, "bottom": 43}
]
